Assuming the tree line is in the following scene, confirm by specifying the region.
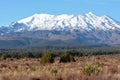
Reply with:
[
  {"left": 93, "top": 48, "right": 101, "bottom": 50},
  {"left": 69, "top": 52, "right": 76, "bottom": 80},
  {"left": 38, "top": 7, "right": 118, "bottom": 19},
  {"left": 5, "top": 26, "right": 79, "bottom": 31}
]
[{"left": 0, "top": 47, "right": 120, "bottom": 59}]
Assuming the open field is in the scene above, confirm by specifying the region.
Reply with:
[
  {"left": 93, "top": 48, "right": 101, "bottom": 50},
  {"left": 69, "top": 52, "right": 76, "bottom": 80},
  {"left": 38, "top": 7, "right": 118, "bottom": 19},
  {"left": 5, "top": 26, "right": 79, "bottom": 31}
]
[{"left": 0, "top": 54, "right": 120, "bottom": 80}]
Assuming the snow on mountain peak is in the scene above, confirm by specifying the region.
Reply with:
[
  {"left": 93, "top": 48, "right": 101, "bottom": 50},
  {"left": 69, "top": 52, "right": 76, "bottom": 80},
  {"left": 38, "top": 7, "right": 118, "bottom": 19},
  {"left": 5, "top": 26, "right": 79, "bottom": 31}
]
[
  {"left": 85, "top": 12, "right": 96, "bottom": 16},
  {"left": 18, "top": 14, "right": 54, "bottom": 23},
  {"left": 1, "top": 12, "right": 120, "bottom": 33}
]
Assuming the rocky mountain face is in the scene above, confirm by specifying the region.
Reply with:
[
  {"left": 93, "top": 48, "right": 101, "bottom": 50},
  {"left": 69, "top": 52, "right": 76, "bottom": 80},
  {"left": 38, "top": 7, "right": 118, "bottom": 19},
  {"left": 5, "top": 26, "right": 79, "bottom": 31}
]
[{"left": 0, "top": 12, "right": 120, "bottom": 48}]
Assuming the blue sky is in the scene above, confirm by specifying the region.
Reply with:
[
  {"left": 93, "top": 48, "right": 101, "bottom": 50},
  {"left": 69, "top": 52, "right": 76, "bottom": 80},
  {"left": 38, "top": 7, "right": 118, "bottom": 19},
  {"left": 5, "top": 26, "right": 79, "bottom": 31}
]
[{"left": 0, "top": 0, "right": 120, "bottom": 26}]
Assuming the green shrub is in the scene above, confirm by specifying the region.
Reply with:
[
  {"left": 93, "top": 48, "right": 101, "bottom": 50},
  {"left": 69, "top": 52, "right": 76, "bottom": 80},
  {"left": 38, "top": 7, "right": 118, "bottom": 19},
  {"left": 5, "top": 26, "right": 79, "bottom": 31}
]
[
  {"left": 83, "top": 64, "right": 101, "bottom": 76},
  {"left": 70, "top": 55, "right": 76, "bottom": 62},
  {"left": 40, "top": 52, "right": 54, "bottom": 64},
  {"left": 50, "top": 69, "right": 58, "bottom": 76},
  {"left": 60, "top": 52, "right": 75, "bottom": 63},
  {"left": 83, "top": 64, "right": 94, "bottom": 76},
  {"left": 31, "top": 66, "right": 37, "bottom": 72},
  {"left": 1, "top": 54, "right": 7, "bottom": 60}
]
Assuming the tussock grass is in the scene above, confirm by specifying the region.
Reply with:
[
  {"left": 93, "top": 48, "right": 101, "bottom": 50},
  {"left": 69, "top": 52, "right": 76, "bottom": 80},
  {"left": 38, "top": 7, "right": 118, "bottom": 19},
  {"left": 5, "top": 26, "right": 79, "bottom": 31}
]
[{"left": 0, "top": 54, "right": 120, "bottom": 80}]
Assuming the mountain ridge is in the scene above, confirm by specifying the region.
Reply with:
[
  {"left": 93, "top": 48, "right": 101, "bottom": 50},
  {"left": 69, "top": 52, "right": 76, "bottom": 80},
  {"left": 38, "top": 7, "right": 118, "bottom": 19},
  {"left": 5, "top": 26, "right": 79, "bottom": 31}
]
[
  {"left": 1, "top": 12, "right": 120, "bottom": 34},
  {"left": 0, "top": 12, "right": 120, "bottom": 48}
]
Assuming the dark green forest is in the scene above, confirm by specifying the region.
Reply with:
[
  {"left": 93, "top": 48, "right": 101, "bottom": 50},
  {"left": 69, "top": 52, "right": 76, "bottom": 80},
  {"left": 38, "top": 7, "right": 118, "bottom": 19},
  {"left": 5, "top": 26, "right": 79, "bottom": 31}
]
[{"left": 0, "top": 46, "right": 120, "bottom": 59}]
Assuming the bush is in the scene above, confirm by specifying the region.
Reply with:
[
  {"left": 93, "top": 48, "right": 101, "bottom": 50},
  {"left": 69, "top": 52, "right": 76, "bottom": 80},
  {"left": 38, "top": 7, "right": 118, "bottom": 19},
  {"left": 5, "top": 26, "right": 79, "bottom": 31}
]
[
  {"left": 50, "top": 69, "right": 58, "bottom": 76},
  {"left": 40, "top": 52, "right": 54, "bottom": 64},
  {"left": 83, "top": 64, "right": 101, "bottom": 76},
  {"left": 70, "top": 55, "right": 76, "bottom": 62},
  {"left": 60, "top": 52, "right": 75, "bottom": 63},
  {"left": 1, "top": 54, "right": 7, "bottom": 60}
]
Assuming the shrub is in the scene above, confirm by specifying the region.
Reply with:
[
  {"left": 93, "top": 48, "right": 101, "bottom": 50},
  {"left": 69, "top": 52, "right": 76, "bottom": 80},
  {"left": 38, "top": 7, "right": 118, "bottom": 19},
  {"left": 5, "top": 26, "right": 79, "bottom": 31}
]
[
  {"left": 1, "top": 54, "right": 7, "bottom": 60},
  {"left": 50, "top": 69, "right": 58, "bottom": 76},
  {"left": 31, "top": 66, "right": 38, "bottom": 72},
  {"left": 60, "top": 52, "right": 75, "bottom": 63},
  {"left": 83, "top": 64, "right": 94, "bottom": 76},
  {"left": 40, "top": 52, "right": 54, "bottom": 64},
  {"left": 83, "top": 64, "right": 101, "bottom": 76},
  {"left": 70, "top": 55, "right": 76, "bottom": 62}
]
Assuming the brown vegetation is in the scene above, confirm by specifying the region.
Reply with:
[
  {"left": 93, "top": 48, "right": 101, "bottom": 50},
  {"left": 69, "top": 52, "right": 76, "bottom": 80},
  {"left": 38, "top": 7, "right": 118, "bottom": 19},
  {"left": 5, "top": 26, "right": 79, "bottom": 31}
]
[{"left": 0, "top": 54, "right": 120, "bottom": 80}]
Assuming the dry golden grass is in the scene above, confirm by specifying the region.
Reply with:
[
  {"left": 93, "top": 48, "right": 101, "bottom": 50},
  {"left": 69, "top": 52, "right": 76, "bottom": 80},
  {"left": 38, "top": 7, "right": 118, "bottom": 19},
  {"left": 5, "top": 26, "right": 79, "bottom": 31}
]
[{"left": 0, "top": 54, "right": 120, "bottom": 80}]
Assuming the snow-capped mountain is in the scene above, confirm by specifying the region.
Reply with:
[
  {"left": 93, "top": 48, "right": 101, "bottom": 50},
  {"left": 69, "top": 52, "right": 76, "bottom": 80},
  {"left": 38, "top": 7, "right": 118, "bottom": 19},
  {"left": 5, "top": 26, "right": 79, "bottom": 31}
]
[
  {"left": 0, "top": 12, "right": 120, "bottom": 48},
  {"left": 0, "top": 12, "right": 120, "bottom": 34}
]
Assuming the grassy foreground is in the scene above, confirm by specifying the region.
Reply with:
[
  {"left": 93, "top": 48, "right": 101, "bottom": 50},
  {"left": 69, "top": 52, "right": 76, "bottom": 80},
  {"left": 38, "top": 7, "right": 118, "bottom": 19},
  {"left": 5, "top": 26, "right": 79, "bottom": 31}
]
[{"left": 0, "top": 54, "right": 120, "bottom": 80}]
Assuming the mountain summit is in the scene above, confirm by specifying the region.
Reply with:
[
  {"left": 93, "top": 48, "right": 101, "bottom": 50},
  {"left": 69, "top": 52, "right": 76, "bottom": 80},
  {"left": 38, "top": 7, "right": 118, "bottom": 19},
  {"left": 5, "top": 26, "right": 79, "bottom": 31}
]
[
  {"left": 1, "top": 12, "right": 120, "bottom": 34},
  {"left": 0, "top": 12, "right": 120, "bottom": 48}
]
